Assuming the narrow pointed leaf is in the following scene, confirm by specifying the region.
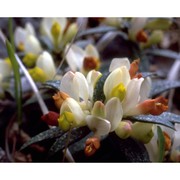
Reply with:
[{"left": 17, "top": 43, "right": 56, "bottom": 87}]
[
  {"left": 48, "top": 126, "right": 90, "bottom": 157},
  {"left": 20, "top": 127, "right": 64, "bottom": 150},
  {"left": 127, "top": 112, "right": 180, "bottom": 130},
  {"left": 6, "top": 40, "right": 22, "bottom": 125},
  {"left": 157, "top": 126, "right": 165, "bottom": 162},
  {"left": 150, "top": 80, "right": 180, "bottom": 97}
]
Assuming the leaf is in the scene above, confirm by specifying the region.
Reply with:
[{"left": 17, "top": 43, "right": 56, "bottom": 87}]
[
  {"left": 6, "top": 40, "right": 22, "bottom": 125},
  {"left": 145, "top": 18, "right": 172, "bottom": 30},
  {"left": 77, "top": 26, "right": 118, "bottom": 38},
  {"left": 157, "top": 126, "right": 165, "bottom": 162},
  {"left": 20, "top": 127, "right": 64, "bottom": 150},
  {"left": 144, "top": 49, "right": 180, "bottom": 59},
  {"left": 127, "top": 112, "right": 180, "bottom": 130},
  {"left": 48, "top": 126, "right": 90, "bottom": 157},
  {"left": 93, "top": 72, "right": 109, "bottom": 103},
  {"left": 42, "top": 80, "right": 61, "bottom": 92},
  {"left": 150, "top": 80, "right": 180, "bottom": 97}
]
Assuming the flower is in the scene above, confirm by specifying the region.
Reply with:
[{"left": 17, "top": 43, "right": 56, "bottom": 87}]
[
  {"left": 14, "top": 22, "right": 42, "bottom": 54},
  {"left": 65, "top": 44, "right": 100, "bottom": 74},
  {"left": 40, "top": 18, "right": 78, "bottom": 51},
  {"left": 28, "top": 51, "right": 57, "bottom": 82}
]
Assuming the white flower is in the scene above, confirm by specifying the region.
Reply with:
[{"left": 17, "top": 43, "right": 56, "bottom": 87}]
[
  {"left": 36, "top": 51, "right": 56, "bottom": 80},
  {"left": 65, "top": 44, "right": 100, "bottom": 74},
  {"left": 14, "top": 22, "right": 42, "bottom": 54}
]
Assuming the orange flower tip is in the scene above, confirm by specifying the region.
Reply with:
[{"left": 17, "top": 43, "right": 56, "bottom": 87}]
[
  {"left": 41, "top": 111, "right": 59, "bottom": 126},
  {"left": 84, "top": 137, "right": 100, "bottom": 156},
  {"left": 163, "top": 131, "right": 171, "bottom": 151},
  {"left": 83, "top": 56, "right": 100, "bottom": 71},
  {"left": 136, "top": 29, "right": 148, "bottom": 43},
  {"left": 52, "top": 91, "right": 70, "bottom": 109},
  {"left": 129, "top": 59, "right": 140, "bottom": 79}
]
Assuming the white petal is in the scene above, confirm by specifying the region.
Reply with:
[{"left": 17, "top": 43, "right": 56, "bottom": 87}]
[
  {"left": 85, "top": 44, "right": 99, "bottom": 58},
  {"left": 60, "top": 71, "right": 79, "bottom": 100},
  {"left": 103, "top": 66, "right": 130, "bottom": 100},
  {"left": 36, "top": 51, "right": 56, "bottom": 80},
  {"left": 105, "top": 97, "right": 123, "bottom": 132},
  {"left": 73, "top": 72, "right": 89, "bottom": 102},
  {"left": 24, "top": 35, "right": 42, "bottom": 54},
  {"left": 65, "top": 44, "right": 85, "bottom": 71},
  {"left": 109, "top": 58, "right": 130, "bottom": 72},
  {"left": 130, "top": 18, "right": 147, "bottom": 33},
  {"left": 85, "top": 115, "right": 111, "bottom": 137},
  {"left": 0, "top": 61, "right": 11, "bottom": 77},
  {"left": 14, "top": 27, "right": 27, "bottom": 47},
  {"left": 139, "top": 77, "right": 152, "bottom": 103},
  {"left": 61, "top": 98, "right": 85, "bottom": 125},
  {"left": 86, "top": 70, "right": 102, "bottom": 100},
  {"left": 25, "top": 22, "right": 35, "bottom": 35},
  {"left": 122, "top": 78, "right": 144, "bottom": 116}
]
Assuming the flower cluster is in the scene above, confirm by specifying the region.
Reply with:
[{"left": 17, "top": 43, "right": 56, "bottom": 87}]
[{"left": 42, "top": 57, "right": 168, "bottom": 156}]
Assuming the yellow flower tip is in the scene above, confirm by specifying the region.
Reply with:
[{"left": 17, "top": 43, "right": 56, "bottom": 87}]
[
  {"left": 28, "top": 67, "right": 47, "bottom": 83},
  {"left": 41, "top": 111, "right": 59, "bottom": 126},
  {"left": 58, "top": 111, "right": 75, "bottom": 131},
  {"left": 17, "top": 42, "right": 25, "bottom": 51},
  {"left": 51, "top": 21, "right": 61, "bottom": 40},
  {"left": 84, "top": 137, "right": 100, "bottom": 156},
  {"left": 83, "top": 56, "right": 100, "bottom": 72},
  {"left": 163, "top": 131, "right": 171, "bottom": 151},
  {"left": 115, "top": 121, "right": 132, "bottom": 139},
  {"left": 129, "top": 59, "right": 140, "bottom": 79},
  {"left": 23, "top": 53, "right": 38, "bottom": 68},
  {"left": 111, "top": 83, "right": 126, "bottom": 101},
  {"left": 52, "top": 91, "right": 70, "bottom": 109},
  {"left": 136, "top": 29, "right": 148, "bottom": 43}
]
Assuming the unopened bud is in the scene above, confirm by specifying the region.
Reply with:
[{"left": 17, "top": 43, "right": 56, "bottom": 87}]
[{"left": 41, "top": 111, "right": 59, "bottom": 126}]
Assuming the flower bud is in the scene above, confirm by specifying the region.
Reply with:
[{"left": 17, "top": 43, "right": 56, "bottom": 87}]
[
  {"left": 115, "top": 121, "right": 132, "bottom": 139},
  {"left": 136, "top": 29, "right": 148, "bottom": 43},
  {"left": 41, "top": 111, "right": 59, "bottom": 126},
  {"left": 83, "top": 56, "right": 100, "bottom": 72},
  {"left": 84, "top": 137, "right": 100, "bottom": 156}
]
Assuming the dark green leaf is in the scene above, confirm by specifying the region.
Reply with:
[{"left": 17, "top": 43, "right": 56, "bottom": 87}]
[
  {"left": 42, "top": 80, "right": 61, "bottom": 92},
  {"left": 77, "top": 26, "right": 118, "bottom": 38},
  {"left": 127, "top": 112, "right": 180, "bottom": 130},
  {"left": 157, "top": 126, "right": 165, "bottom": 162},
  {"left": 150, "top": 80, "right": 180, "bottom": 97},
  {"left": 48, "top": 126, "right": 90, "bottom": 157},
  {"left": 144, "top": 49, "right": 180, "bottom": 59},
  {"left": 6, "top": 40, "right": 22, "bottom": 125},
  {"left": 93, "top": 72, "right": 109, "bottom": 103},
  {"left": 20, "top": 127, "right": 64, "bottom": 150},
  {"left": 145, "top": 18, "right": 172, "bottom": 30}
]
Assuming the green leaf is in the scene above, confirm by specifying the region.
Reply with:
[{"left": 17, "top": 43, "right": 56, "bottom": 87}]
[
  {"left": 93, "top": 72, "right": 109, "bottom": 103},
  {"left": 157, "top": 126, "right": 165, "bottom": 162},
  {"left": 42, "top": 80, "right": 61, "bottom": 92},
  {"left": 20, "top": 127, "right": 64, "bottom": 150},
  {"left": 8, "top": 18, "right": 15, "bottom": 51},
  {"left": 77, "top": 26, "right": 118, "bottom": 38},
  {"left": 6, "top": 40, "right": 22, "bottom": 125},
  {"left": 145, "top": 18, "right": 172, "bottom": 30},
  {"left": 128, "top": 112, "right": 180, "bottom": 130},
  {"left": 144, "top": 49, "right": 180, "bottom": 59},
  {"left": 150, "top": 80, "right": 180, "bottom": 97},
  {"left": 48, "top": 126, "right": 90, "bottom": 157}
]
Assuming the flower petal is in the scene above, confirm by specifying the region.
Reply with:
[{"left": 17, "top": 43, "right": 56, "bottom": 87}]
[
  {"left": 36, "top": 51, "right": 56, "bottom": 80},
  {"left": 0, "top": 61, "right": 12, "bottom": 78},
  {"left": 109, "top": 58, "right": 130, "bottom": 72},
  {"left": 85, "top": 44, "right": 99, "bottom": 58},
  {"left": 86, "top": 70, "right": 102, "bottom": 99},
  {"left": 25, "top": 22, "right": 35, "bottom": 35},
  {"left": 122, "top": 78, "right": 144, "bottom": 116},
  {"left": 66, "top": 44, "right": 85, "bottom": 71},
  {"left": 105, "top": 97, "right": 123, "bottom": 131},
  {"left": 14, "top": 27, "right": 27, "bottom": 47},
  {"left": 85, "top": 115, "right": 111, "bottom": 137},
  {"left": 73, "top": 72, "right": 89, "bottom": 102},
  {"left": 60, "top": 98, "right": 85, "bottom": 125},
  {"left": 104, "top": 66, "right": 130, "bottom": 100}
]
